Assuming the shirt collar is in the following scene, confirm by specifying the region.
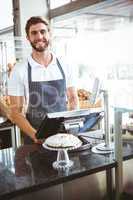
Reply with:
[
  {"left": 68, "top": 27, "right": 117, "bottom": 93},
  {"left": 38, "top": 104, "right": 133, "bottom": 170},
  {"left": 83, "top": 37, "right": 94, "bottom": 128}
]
[{"left": 27, "top": 52, "right": 57, "bottom": 68}]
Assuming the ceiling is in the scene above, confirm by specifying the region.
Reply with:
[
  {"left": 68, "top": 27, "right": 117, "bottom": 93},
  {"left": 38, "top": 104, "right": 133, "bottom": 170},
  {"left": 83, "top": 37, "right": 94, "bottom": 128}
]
[{"left": 52, "top": 0, "right": 133, "bottom": 32}]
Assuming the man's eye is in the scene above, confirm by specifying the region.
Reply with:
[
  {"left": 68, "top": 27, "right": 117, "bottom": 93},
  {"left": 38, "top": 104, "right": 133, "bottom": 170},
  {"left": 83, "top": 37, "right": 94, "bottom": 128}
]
[
  {"left": 31, "top": 31, "right": 37, "bottom": 35},
  {"left": 40, "top": 30, "right": 46, "bottom": 34}
]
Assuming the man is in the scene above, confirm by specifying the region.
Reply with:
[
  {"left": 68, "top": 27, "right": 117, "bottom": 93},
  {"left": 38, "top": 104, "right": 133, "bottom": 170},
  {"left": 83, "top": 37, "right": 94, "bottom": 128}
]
[{"left": 8, "top": 16, "right": 79, "bottom": 144}]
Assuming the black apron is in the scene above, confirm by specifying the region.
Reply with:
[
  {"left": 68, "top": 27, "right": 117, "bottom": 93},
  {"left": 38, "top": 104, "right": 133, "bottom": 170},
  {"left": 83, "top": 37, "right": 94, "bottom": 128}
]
[{"left": 25, "top": 58, "right": 67, "bottom": 144}]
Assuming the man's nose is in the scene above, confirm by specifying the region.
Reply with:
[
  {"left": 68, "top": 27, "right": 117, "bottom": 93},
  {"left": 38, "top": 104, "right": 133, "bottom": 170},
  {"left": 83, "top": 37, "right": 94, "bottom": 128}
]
[{"left": 37, "top": 31, "right": 43, "bottom": 39}]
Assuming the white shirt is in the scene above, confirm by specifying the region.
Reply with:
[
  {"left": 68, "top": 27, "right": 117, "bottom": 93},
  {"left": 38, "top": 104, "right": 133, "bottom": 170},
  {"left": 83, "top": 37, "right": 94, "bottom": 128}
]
[{"left": 8, "top": 53, "right": 77, "bottom": 105}]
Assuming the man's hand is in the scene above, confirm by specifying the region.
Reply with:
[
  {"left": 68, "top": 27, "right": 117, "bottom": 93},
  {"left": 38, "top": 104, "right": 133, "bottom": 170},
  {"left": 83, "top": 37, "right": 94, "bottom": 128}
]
[{"left": 31, "top": 133, "right": 44, "bottom": 144}]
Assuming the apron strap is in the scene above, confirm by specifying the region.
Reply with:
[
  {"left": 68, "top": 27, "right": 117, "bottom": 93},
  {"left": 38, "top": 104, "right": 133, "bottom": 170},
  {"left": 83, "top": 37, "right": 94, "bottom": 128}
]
[
  {"left": 28, "top": 62, "right": 32, "bottom": 83},
  {"left": 56, "top": 58, "right": 66, "bottom": 80}
]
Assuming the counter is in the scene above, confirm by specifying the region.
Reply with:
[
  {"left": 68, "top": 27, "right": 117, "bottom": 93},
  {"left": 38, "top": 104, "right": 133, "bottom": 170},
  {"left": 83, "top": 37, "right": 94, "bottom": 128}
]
[
  {"left": 0, "top": 143, "right": 115, "bottom": 200},
  {"left": 1, "top": 140, "right": 133, "bottom": 200}
]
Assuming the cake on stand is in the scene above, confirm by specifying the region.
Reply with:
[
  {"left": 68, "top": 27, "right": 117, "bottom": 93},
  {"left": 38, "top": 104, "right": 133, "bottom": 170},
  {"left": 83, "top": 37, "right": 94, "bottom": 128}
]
[{"left": 43, "top": 133, "right": 82, "bottom": 170}]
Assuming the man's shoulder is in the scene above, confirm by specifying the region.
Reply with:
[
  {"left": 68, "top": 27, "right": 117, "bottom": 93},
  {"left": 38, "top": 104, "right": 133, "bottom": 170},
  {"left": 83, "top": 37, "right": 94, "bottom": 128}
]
[
  {"left": 56, "top": 55, "right": 67, "bottom": 64},
  {"left": 14, "top": 59, "right": 28, "bottom": 72},
  {"left": 56, "top": 55, "right": 69, "bottom": 71}
]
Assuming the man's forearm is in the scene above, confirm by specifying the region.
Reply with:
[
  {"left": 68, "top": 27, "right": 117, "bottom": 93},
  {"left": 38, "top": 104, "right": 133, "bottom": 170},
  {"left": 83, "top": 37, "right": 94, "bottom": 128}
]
[
  {"left": 68, "top": 96, "right": 79, "bottom": 110},
  {"left": 10, "top": 112, "right": 36, "bottom": 141},
  {"left": 67, "top": 87, "right": 79, "bottom": 110}
]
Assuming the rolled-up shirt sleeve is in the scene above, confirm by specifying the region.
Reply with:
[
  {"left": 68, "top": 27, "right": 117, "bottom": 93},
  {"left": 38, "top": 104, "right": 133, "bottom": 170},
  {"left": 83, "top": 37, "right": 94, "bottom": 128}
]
[
  {"left": 59, "top": 57, "right": 78, "bottom": 88},
  {"left": 8, "top": 65, "right": 25, "bottom": 96},
  {"left": 66, "top": 64, "right": 77, "bottom": 88}
]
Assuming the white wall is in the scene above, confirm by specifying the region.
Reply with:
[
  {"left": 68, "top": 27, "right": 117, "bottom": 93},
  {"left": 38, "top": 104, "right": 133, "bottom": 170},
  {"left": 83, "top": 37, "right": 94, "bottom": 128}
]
[
  {"left": 19, "top": 0, "right": 49, "bottom": 37},
  {"left": 0, "top": 0, "right": 13, "bottom": 30}
]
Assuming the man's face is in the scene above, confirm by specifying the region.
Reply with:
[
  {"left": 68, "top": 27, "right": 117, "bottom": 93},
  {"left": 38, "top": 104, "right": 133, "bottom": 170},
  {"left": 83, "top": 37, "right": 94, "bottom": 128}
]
[{"left": 27, "top": 23, "right": 50, "bottom": 52}]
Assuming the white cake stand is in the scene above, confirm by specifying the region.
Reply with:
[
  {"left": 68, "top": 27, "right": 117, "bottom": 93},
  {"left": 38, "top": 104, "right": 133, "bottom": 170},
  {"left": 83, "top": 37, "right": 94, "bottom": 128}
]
[{"left": 43, "top": 142, "right": 82, "bottom": 170}]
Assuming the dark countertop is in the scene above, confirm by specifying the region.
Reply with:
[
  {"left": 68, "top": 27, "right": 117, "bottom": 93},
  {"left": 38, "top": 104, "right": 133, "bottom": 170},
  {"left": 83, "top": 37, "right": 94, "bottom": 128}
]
[
  {"left": 0, "top": 142, "right": 116, "bottom": 200},
  {"left": 0, "top": 140, "right": 133, "bottom": 200}
]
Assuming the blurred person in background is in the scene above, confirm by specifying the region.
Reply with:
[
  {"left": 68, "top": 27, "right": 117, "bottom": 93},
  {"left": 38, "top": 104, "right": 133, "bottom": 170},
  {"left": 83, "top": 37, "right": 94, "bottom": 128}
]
[{"left": 7, "top": 62, "right": 15, "bottom": 77}]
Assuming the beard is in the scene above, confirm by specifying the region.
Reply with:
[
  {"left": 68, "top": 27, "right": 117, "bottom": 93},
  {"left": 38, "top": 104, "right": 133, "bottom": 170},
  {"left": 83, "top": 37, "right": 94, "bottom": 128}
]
[{"left": 30, "top": 39, "right": 49, "bottom": 52}]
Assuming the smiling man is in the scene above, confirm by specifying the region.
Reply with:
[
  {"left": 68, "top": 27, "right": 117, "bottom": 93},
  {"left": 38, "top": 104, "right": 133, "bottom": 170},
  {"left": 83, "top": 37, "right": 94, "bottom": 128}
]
[{"left": 8, "top": 16, "right": 79, "bottom": 144}]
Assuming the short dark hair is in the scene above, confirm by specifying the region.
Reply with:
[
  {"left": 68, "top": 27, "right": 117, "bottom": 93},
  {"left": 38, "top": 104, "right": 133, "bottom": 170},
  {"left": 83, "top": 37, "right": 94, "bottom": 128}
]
[{"left": 25, "top": 16, "right": 50, "bottom": 36}]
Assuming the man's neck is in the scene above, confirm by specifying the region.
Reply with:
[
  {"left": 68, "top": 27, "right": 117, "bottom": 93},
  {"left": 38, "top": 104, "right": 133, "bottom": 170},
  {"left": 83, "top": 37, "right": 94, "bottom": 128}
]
[{"left": 31, "top": 50, "right": 52, "bottom": 67}]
